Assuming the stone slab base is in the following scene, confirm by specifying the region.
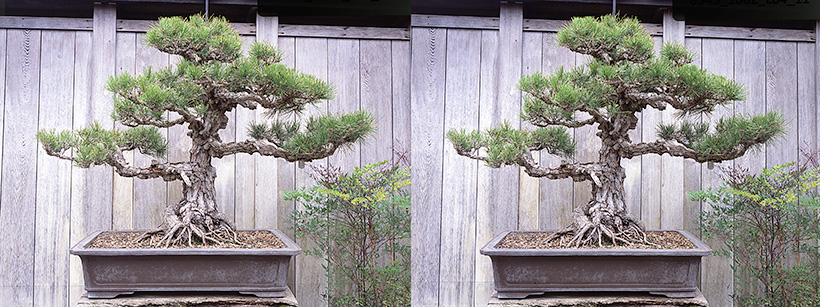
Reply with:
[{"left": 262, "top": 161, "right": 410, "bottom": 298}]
[
  {"left": 77, "top": 287, "right": 298, "bottom": 307},
  {"left": 488, "top": 290, "right": 708, "bottom": 307}
]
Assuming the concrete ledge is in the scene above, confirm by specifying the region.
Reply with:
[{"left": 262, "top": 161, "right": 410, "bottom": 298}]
[
  {"left": 488, "top": 290, "right": 708, "bottom": 307},
  {"left": 77, "top": 287, "right": 298, "bottom": 307}
]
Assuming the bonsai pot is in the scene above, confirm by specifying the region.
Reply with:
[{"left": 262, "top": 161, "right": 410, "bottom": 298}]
[
  {"left": 481, "top": 230, "right": 711, "bottom": 299},
  {"left": 70, "top": 229, "right": 300, "bottom": 299}
]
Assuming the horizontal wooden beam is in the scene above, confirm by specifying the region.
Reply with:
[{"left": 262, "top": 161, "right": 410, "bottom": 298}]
[
  {"left": 686, "top": 25, "right": 815, "bottom": 42},
  {"left": 116, "top": 19, "right": 257, "bottom": 34},
  {"left": 411, "top": 14, "right": 499, "bottom": 30},
  {"left": 0, "top": 16, "right": 93, "bottom": 31},
  {"left": 278, "top": 24, "right": 409, "bottom": 40}
]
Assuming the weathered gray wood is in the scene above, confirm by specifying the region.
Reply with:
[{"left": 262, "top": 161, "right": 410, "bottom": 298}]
[
  {"left": 132, "top": 32, "right": 169, "bottom": 229},
  {"left": 765, "top": 41, "right": 798, "bottom": 168},
  {"left": 492, "top": 2, "right": 522, "bottom": 235},
  {"left": 213, "top": 109, "right": 237, "bottom": 225},
  {"left": 640, "top": 36, "right": 664, "bottom": 229},
  {"left": 0, "top": 16, "right": 93, "bottom": 31},
  {"left": 234, "top": 35, "right": 256, "bottom": 229},
  {"left": 572, "top": 52, "right": 598, "bottom": 213},
  {"left": 361, "top": 39, "right": 394, "bottom": 165},
  {"left": 0, "top": 30, "right": 6, "bottom": 255},
  {"left": 0, "top": 28, "right": 42, "bottom": 306},
  {"left": 519, "top": 31, "right": 542, "bottom": 231},
  {"left": 796, "top": 42, "right": 815, "bottom": 166},
  {"left": 69, "top": 30, "right": 94, "bottom": 307},
  {"left": 112, "top": 32, "right": 137, "bottom": 230},
  {"left": 166, "top": 53, "right": 189, "bottom": 217},
  {"left": 439, "top": 28, "right": 481, "bottom": 306},
  {"left": 254, "top": 15, "right": 279, "bottom": 230},
  {"left": 686, "top": 25, "right": 814, "bottom": 42},
  {"left": 410, "top": 27, "right": 446, "bottom": 306},
  {"left": 391, "top": 40, "right": 411, "bottom": 160},
  {"left": 293, "top": 36, "right": 329, "bottom": 307},
  {"left": 275, "top": 36, "right": 297, "bottom": 292},
  {"left": 682, "top": 37, "right": 702, "bottom": 237},
  {"left": 411, "top": 14, "right": 499, "bottom": 30},
  {"left": 279, "top": 24, "right": 409, "bottom": 40},
  {"left": 539, "top": 32, "right": 576, "bottom": 231},
  {"left": 34, "top": 30, "right": 74, "bottom": 307},
  {"left": 327, "top": 38, "right": 361, "bottom": 171},
  {"left": 660, "top": 10, "right": 685, "bottom": 230},
  {"left": 474, "top": 29, "right": 499, "bottom": 307},
  {"left": 700, "top": 38, "right": 735, "bottom": 307}
]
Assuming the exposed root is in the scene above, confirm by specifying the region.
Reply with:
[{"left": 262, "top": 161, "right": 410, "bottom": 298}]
[
  {"left": 542, "top": 202, "right": 653, "bottom": 248},
  {"left": 134, "top": 201, "right": 243, "bottom": 247}
]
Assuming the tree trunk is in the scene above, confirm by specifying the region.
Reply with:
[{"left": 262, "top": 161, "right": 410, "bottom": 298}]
[
  {"left": 139, "top": 123, "right": 239, "bottom": 246},
  {"left": 550, "top": 124, "right": 647, "bottom": 246}
]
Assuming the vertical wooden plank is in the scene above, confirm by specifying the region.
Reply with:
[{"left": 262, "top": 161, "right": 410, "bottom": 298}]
[
  {"left": 391, "top": 40, "right": 411, "bottom": 160},
  {"left": 166, "top": 54, "right": 188, "bottom": 213},
  {"left": 410, "top": 26, "right": 446, "bottom": 306},
  {"left": 0, "top": 30, "right": 6, "bottom": 262},
  {"left": 682, "top": 37, "right": 703, "bottom": 238},
  {"left": 112, "top": 32, "right": 136, "bottom": 230},
  {"left": 518, "top": 31, "right": 541, "bottom": 231},
  {"left": 294, "top": 36, "right": 329, "bottom": 307},
  {"left": 213, "top": 109, "right": 236, "bottom": 224},
  {"left": 439, "top": 28, "right": 480, "bottom": 306},
  {"left": 69, "top": 30, "right": 93, "bottom": 307},
  {"left": 34, "top": 30, "right": 74, "bottom": 307},
  {"left": 132, "top": 32, "right": 168, "bottom": 230},
  {"left": 572, "top": 53, "right": 598, "bottom": 213},
  {"left": 361, "top": 39, "right": 394, "bottom": 165},
  {"left": 660, "top": 10, "right": 685, "bottom": 230},
  {"left": 492, "top": 2, "right": 522, "bottom": 235},
  {"left": 0, "top": 28, "right": 41, "bottom": 306},
  {"left": 234, "top": 36, "right": 256, "bottom": 229},
  {"left": 275, "top": 36, "right": 297, "bottom": 292},
  {"left": 700, "top": 38, "right": 735, "bottom": 307},
  {"left": 640, "top": 35, "right": 664, "bottom": 229},
  {"left": 797, "top": 42, "right": 815, "bottom": 165},
  {"left": 765, "top": 41, "right": 798, "bottom": 168},
  {"left": 327, "top": 38, "right": 361, "bottom": 171},
  {"left": 539, "top": 32, "right": 576, "bottom": 230},
  {"left": 474, "top": 29, "right": 498, "bottom": 307},
  {"left": 254, "top": 15, "right": 279, "bottom": 230}
]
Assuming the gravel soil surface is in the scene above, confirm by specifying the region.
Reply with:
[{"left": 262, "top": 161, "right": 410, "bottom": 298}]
[
  {"left": 496, "top": 231, "right": 697, "bottom": 249},
  {"left": 86, "top": 230, "right": 286, "bottom": 249}
]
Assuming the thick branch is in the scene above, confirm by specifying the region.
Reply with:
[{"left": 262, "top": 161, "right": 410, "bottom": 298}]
[
  {"left": 518, "top": 152, "right": 601, "bottom": 185},
  {"left": 623, "top": 90, "right": 670, "bottom": 111},
  {"left": 210, "top": 139, "right": 344, "bottom": 162},
  {"left": 120, "top": 116, "right": 188, "bottom": 128},
  {"left": 621, "top": 139, "right": 755, "bottom": 163},
  {"left": 108, "top": 148, "right": 184, "bottom": 181}
]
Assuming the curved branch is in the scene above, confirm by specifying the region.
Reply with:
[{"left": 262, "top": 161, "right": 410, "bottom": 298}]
[
  {"left": 108, "top": 148, "right": 184, "bottom": 181},
  {"left": 623, "top": 90, "right": 670, "bottom": 111},
  {"left": 120, "top": 116, "right": 188, "bottom": 128},
  {"left": 530, "top": 115, "right": 597, "bottom": 128},
  {"left": 621, "top": 139, "right": 755, "bottom": 163},
  {"left": 518, "top": 152, "right": 601, "bottom": 185},
  {"left": 210, "top": 139, "right": 345, "bottom": 162}
]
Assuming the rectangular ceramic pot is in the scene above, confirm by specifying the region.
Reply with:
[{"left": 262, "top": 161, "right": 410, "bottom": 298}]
[
  {"left": 70, "top": 229, "right": 300, "bottom": 299},
  {"left": 481, "top": 230, "right": 711, "bottom": 299}
]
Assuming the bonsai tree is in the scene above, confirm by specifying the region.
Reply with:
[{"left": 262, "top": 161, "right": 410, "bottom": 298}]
[
  {"left": 36, "top": 15, "right": 374, "bottom": 246},
  {"left": 447, "top": 15, "right": 785, "bottom": 247}
]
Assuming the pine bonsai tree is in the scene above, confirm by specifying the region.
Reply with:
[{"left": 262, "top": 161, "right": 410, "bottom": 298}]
[
  {"left": 37, "top": 15, "right": 374, "bottom": 246},
  {"left": 447, "top": 15, "right": 785, "bottom": 247}
]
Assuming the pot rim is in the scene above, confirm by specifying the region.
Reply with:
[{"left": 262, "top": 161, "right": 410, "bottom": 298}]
[
  {"left": 480, "top": 230, "right": 711, "bottom": 257},
  {"left": 70, "top": 229, "right": 301, "bottom": 256}
]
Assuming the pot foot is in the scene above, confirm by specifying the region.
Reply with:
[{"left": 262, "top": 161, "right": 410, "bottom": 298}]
[
  {"left": 86, "top": 291, "right": 135, "bottom": 299},
  {"left": 649, "top": 291, "right": 697, "bottom": 298},
  {"left": 239, "top": 290, "right": 286, "bottom": 298},
  {"left": 497, "top": 291, "right": 546, "bottom": 299}
]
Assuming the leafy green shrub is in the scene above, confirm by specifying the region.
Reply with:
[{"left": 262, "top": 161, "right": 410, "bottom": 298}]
[
  {"left": 694, "top": 156, "right": 820, "bottom": 306},
  {"left": 287, "top": 157, "right": 410, "bottom": 307}
]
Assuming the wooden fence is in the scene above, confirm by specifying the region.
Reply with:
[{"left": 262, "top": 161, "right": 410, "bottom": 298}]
[{"left": 0, "top": 3, "right": 817, "bottom": 307}]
